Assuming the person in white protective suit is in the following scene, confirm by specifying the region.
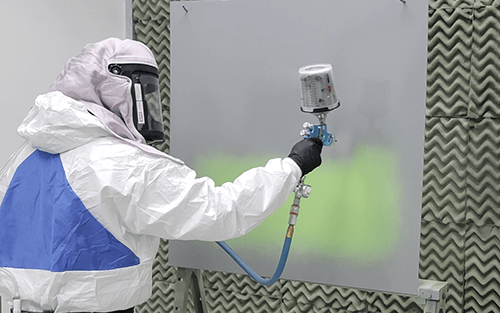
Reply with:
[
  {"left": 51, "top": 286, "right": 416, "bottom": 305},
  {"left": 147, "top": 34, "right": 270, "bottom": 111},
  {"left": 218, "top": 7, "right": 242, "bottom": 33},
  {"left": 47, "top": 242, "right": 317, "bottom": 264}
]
[{"left": 0, "top": 38, "right": 323, "bottom": 313}]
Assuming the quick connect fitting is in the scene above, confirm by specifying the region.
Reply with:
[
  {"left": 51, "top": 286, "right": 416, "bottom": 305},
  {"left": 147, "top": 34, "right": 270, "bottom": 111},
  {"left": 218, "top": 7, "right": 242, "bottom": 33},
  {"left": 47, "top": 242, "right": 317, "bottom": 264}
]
[{"left": 289, "top": 204, "right": 300, "bottom": 226}]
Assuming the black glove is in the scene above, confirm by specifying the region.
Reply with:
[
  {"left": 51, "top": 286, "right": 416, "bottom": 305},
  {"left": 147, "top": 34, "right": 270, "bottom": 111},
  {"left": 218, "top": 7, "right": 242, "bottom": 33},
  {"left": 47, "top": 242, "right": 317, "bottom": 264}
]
[{"left": 287, "top": 138, "right": 323, "bottom": 176}]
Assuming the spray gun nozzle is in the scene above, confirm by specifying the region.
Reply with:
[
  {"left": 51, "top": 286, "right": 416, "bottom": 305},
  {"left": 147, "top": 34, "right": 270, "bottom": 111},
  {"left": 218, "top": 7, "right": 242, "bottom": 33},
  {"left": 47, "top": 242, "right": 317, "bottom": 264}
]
[{"left": 315, "top": 113, "right": 327, "bottom": 125}]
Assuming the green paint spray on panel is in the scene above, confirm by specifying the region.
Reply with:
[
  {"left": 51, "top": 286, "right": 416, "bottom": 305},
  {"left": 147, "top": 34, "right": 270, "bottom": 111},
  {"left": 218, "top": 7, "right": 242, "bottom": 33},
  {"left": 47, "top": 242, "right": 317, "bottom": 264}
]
[{"left": 194, "top": 145, "right": 400, "bottom": 263}]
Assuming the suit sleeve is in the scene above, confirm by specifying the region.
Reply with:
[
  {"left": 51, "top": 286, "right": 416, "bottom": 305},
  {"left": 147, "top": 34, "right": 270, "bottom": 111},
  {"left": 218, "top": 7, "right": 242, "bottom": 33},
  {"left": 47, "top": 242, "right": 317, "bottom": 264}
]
[{"left": 125, "top": 156, "right": 301, "bottom": 241}]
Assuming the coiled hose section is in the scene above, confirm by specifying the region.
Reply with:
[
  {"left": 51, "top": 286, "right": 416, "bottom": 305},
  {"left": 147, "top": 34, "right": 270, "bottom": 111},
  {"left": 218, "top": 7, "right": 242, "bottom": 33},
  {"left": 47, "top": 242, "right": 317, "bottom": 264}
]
[
  {"left": 216, "top": 225, "right": 294, "bottom": 286},
  {"left": 216, "top": 177, "right": 306, "bottom": 286}
]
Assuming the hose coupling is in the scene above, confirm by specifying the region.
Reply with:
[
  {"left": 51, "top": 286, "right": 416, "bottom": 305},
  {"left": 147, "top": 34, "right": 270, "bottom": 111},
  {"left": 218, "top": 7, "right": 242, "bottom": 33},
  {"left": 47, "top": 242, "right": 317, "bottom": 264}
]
[
  {"left": 286, "top": 225, "right": 294, "bottom": 239},
  {"left": 288, "top": 204, "right": 300, "bottom": 225}
]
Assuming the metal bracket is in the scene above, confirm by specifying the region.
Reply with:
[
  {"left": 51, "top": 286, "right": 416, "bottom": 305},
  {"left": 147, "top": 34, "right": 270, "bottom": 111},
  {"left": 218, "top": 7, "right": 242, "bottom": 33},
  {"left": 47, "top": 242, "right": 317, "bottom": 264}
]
[
  {"left": 173, "top": 267, "right": 208, "bottom": 313},
  {"left": 417, "top": 279, "right": 449, "bottom": 313}
]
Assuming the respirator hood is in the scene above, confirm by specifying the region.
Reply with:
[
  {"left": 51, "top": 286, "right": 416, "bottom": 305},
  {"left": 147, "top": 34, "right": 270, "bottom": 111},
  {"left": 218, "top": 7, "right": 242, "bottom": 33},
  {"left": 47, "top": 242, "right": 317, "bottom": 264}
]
[{"left": 50, "top": 37, "right": 161, "bottom": 144}]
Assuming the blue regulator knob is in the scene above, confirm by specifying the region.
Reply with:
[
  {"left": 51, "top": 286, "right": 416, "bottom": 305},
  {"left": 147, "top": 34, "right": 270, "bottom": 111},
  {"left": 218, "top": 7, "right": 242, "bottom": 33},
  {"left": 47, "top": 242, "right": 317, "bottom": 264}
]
[{"left": 300, "top": 122, "right": 335, "bottom": 146}]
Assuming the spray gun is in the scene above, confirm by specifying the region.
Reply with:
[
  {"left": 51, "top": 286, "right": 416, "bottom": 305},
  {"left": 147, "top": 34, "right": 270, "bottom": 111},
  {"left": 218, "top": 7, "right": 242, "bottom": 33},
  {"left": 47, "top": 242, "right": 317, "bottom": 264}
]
[
  {"left": 285, "top": 63, "right": 340, "bottom": 258},
  {"left": 298, "top": 63, "right": 340, "bottom": 147},
  {"left": 217, "top": 64, "right": 339, "bottom": 285}
]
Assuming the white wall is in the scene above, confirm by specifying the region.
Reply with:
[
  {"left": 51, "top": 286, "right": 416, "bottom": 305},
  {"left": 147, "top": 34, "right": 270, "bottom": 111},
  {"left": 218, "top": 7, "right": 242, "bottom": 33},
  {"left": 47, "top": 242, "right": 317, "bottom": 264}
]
[
  {"left": 0, "top": 0, "right": 130, "bottom": 167},
  {"left": 0, "top": 1, "right": 129, "bottom": 311}
]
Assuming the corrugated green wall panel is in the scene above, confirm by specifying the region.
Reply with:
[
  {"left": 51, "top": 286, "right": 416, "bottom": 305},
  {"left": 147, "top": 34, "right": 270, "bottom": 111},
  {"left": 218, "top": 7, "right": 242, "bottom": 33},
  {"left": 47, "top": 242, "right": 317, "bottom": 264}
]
[
  {"left": 365, "top": 292, "right": 420, "bottom": 313},
  {"left": 464, "top": 224, "right": 500, "bottom": 312},
  {"left": 476, "top": 0, "right": 500, "bottom": 9},
  {"left": 421, "top": 117, "right": 468, "bottom": 223},
  {"left": 203, "top": 271, "right": 281, "bottom": 298},
  {"left": 427, "top": 8, "right": 472, "bottom": 117},
  {"left": 471, "top": 6, "right": 500, "bottom": 118},
  {"left": 281, "top": 282, "right": 366, "bottom": 312},
  {"left": 133, "top": 0, "right": 170, "bottom": 20},
  {"left": 467, "top": 118, "right": 500, "bottom": 225},
  {"left": 137, "top": 281, "right": 176, "bottom": 313},
  {"left": 151, "top": 240, "right": 176, "bottom": 283},
  {"left": 205, "top": 289, "right": 281, "bottom": 313},
  {"left": 429, "top": 0, "right": 473, "bottom": 10},
  {"left": 420, "top": 221, "right": 465, "bottom": 313}
]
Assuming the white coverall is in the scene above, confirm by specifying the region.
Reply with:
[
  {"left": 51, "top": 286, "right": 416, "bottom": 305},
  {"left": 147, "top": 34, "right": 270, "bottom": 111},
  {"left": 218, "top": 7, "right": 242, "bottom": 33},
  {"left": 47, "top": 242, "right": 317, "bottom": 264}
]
[{"left": 0, "top": 38, "right": 301, "bottom": 312}]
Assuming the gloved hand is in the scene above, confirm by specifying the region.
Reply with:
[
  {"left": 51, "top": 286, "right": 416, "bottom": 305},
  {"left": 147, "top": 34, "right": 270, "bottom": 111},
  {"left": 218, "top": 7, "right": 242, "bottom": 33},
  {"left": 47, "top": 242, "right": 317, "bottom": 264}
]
[{"left": 287, "top": 138, "right": 323, "bottom": 176}]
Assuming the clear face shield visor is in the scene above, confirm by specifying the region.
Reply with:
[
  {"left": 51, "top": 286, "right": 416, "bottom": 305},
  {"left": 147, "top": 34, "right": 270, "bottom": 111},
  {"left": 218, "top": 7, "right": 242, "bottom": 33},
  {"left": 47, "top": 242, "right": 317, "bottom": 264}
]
[{"left": 108, "top": 63, "right": 165, "bottom": 144}]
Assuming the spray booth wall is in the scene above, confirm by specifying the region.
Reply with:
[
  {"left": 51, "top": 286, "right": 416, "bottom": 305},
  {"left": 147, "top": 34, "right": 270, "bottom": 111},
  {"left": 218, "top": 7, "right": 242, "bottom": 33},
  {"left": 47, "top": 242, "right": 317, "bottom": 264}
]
[{"left": 132, "top": 0, "right": 500, "bottom": 312}]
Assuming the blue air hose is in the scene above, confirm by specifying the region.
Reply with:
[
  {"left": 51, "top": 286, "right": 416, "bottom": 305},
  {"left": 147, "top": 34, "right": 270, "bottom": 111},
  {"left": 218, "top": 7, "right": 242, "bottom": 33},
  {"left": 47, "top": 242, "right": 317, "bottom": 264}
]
[
  {"left": 216, "top": 176, "right": 309, "bottom": 286},
  {"left": 216, "top": 235, "right": 292, "bottom": 286}
]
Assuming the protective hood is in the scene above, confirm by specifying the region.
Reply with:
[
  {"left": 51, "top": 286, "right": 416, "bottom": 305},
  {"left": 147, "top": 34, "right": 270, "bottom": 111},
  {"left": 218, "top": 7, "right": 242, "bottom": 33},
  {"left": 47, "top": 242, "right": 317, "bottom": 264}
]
[
  {"left": 17, "top": 91, "right": 180, "bottom": 164},
  {"left": 49, "top": 37, "right": 159, "bottom": 144}
]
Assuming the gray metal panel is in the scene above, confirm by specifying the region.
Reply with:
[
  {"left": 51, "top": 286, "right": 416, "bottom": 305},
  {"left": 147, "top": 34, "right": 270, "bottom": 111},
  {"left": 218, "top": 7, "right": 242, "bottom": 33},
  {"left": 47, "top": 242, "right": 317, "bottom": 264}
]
[{"left": 169, "top": 0, "right": 426, "bottom": 296}]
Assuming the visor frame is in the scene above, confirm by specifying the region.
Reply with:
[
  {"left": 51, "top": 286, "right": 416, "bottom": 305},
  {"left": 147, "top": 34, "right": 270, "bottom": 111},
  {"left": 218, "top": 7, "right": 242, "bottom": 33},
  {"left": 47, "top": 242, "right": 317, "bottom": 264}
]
[{"left": 108, "top": 63, "right": 165, "bottom": 144}]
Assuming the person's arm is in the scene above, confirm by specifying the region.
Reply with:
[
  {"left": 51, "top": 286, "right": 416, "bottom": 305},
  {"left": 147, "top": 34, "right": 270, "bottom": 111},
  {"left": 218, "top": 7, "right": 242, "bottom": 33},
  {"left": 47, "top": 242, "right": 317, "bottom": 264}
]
[
  {"left": 71, "top": 138, "right": 322, "bottom": 242},
  {"left": 125, "top": 138, "right": 323, "bottom": 241},
  {"left": 126, "top": 156, "right": 302, "bottom": 241}
]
